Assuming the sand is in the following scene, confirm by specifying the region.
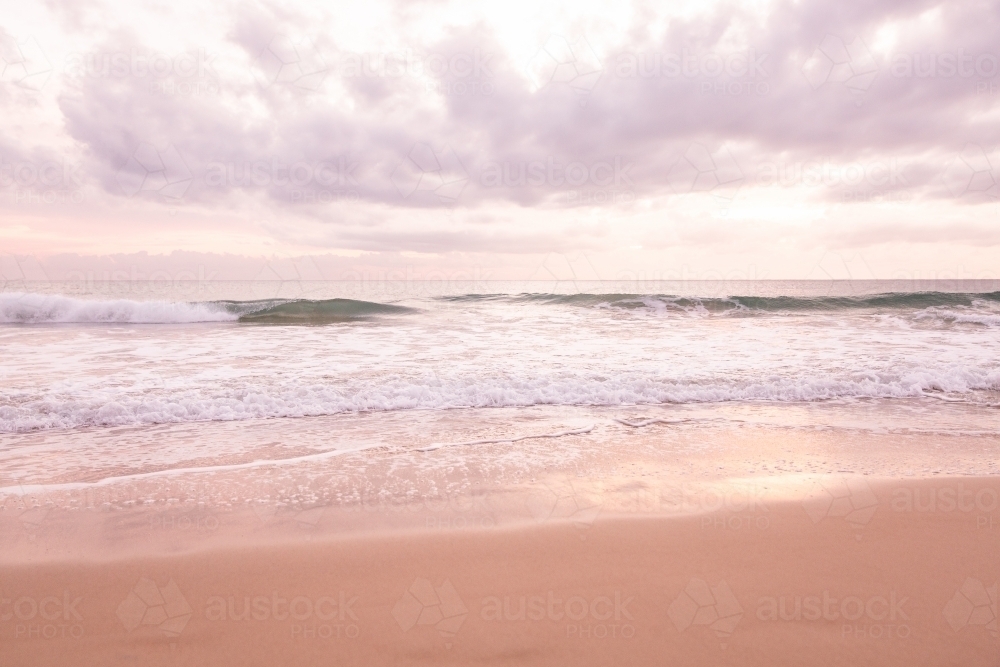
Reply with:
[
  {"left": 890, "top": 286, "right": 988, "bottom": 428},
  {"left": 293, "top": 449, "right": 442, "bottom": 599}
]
[{"left": 1, "top": 422, "right": 998, "bottom": 665}]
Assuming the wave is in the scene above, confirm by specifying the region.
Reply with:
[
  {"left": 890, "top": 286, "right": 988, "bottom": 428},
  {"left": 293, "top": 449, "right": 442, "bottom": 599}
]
[
  {"left": 225, "top": 298, "right": 413, "bottom": 323},
  {"left": 4, "top": 368, "right": 999, "bottom": 432},
  {"left": 4, "top": 291, "right": 998, "bottom": 324},
  {"left": 442, "top": 291, "right": 1000, "bottom": 315},
  {"left": 3, "top": 291, "right": 999, "bottom": 327},
  {"left": 0, "top": 293, "right": 412, "bottom": 324},
  {"left": 913, "top": 307, "right": 1000, "bottom": 327},
  {"left": 0, "top": 293, "right": 235, "bottom": 324}
]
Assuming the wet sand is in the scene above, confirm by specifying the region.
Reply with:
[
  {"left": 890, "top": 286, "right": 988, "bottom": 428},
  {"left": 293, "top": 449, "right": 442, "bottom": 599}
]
[{"left": 1, "top": 422, "right": 999, "bottom": 665}]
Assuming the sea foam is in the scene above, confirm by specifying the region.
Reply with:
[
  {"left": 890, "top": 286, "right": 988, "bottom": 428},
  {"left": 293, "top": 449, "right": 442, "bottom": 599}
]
[
  {"left": 0, "top": 293, "right": 236, "bottom": 323},
  {"left": 0, "top": 293, "right": 411, "bottom": 324}
]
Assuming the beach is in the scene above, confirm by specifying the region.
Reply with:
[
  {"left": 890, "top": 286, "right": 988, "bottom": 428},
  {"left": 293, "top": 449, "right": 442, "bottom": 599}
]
[
  {"left": 5, "top": 0, "right": 1000, "bottom": 660},
  {"left": 2, "top": 282, "right": 1000, "bottom": 664},
  {"left": 2, "top": 412, "right": 999, "bottom": 665}
]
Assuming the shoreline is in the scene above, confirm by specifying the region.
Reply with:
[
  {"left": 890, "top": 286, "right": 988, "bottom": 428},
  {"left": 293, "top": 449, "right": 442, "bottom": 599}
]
[
  {"left": 2, "top": 473, "right": 999, "bottom": 665},
  {"left": 3, "top": 416, "right": 999, "bottom": 664}
]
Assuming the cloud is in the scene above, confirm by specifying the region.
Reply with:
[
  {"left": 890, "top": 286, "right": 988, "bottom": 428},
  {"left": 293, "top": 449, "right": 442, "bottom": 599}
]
[{"left": 2, "top": 0, "right": 1000, "bottom": 269}]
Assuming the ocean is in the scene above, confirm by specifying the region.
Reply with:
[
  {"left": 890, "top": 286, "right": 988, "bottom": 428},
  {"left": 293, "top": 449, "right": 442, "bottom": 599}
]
[{"left": 2, "top": 280, "right": 1000, "bottom": 488}]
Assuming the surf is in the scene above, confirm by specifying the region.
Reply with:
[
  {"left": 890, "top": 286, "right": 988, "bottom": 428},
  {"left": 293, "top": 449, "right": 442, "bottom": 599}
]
[{"left": 0, "top": 293, "right": 414, "bottom": 324}]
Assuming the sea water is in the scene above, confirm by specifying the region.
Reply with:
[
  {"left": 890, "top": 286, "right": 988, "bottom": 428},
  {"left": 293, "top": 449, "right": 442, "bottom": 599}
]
[{"left": 2, "top": 280, "right": 999, "bottom": 487}]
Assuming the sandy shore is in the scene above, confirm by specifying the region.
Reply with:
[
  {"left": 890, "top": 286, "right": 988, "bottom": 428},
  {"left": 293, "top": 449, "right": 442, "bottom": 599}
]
[{"left": 2, "top": 471, "right": 999, "bottom": 665}]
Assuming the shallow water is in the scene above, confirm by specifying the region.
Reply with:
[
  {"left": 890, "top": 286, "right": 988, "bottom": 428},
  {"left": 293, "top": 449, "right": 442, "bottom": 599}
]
[{"left": 2, "top": 281, "right": 999, "bottom": 440}]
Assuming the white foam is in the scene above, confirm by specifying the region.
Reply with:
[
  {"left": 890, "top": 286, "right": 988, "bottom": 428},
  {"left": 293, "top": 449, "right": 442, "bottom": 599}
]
[
  {"left": 417, "top": 425, "right": 594, "bottom": 451},
  {"left": 0, "top": 293, "right": 236, "bottom": 324},
  {"left": 614, "top": 418, "right": 699, "bottom": 427},
  {"left": 3, "top": 289, "right": 1000, "bottom": 434},
  {"left": 913, "top": 307, "right": 1000, "bottom": 327},
  {"left": 3, "top": 369, "right": 999, "bottom": 433},
  {"left": 0, "top": 445, "right": 369, "bottom": 494}
]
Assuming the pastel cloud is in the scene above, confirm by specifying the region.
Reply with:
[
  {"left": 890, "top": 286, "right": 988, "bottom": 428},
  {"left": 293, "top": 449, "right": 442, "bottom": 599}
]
[{"left": 0, "top": 0, "right": 998, "bottom": 278}]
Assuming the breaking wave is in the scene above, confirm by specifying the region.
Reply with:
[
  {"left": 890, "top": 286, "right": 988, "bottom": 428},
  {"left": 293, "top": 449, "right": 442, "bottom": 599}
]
[
  {"left": 4, "top": 369, "right": 999, "bottom": 432},
  {"left": 0, "top": 293, "right": 413, "bottom": 324},
  {"left": 444, "top": 291, "right": 1000, "bottom": 314}
]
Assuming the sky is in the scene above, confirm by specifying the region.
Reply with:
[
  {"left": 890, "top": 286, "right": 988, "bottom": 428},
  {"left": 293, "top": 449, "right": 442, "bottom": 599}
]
[{"left": 1, "top": 0, "right": 999, "bottom": 283}]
